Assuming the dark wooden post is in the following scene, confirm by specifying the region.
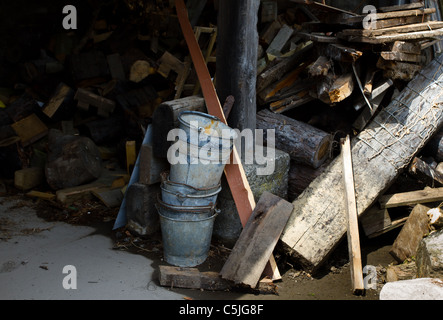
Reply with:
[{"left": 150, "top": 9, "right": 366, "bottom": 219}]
[{"left": 216, "top": 0, "right": 259, "bottom": 132}]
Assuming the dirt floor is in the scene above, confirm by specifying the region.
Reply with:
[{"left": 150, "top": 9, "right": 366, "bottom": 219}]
[{"left": 0, "top": 189, "right": 403, "bottom": 301}]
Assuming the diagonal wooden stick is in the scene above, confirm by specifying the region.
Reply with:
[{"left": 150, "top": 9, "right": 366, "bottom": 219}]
[{"left": 175, "top": 0, "right": 280, "bottom": 281}]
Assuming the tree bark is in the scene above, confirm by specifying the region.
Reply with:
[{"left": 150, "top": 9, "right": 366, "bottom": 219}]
[
  {"left": 256, "top": 109, "right": 332, "bottom": 169},
  {"left": 216, "top": 0, "right": 259, "bottom": 132}
]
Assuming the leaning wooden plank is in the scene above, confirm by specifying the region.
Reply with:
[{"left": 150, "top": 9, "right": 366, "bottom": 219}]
[
  {"left": 280, "top": 53, "right": 443, "bottom": 273},
  {"left": 379, "top": 187, "right": 443, "bottom": 209},
  {"left": 341, "top": 135, "right": 364, "bottom": 295},
  {"left": 175, "top": 0, "right": 280, "bottom": 280},
  {"left": 220, "top": 192, "right": 293, "bottom": 288}
]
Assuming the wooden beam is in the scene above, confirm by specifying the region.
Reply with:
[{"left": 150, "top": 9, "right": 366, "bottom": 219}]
[
  {"left": 220, "top": 192, "right": 293, "bottom": 288},
  {"left": 341, "top": 135, "right": 364, "bottom": 295},
  {"left": 344, "top": 8, "right": 435, "bottom": 24}
]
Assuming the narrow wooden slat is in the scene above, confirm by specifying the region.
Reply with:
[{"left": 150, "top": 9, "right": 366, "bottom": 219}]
[{"left": 341, "top": 135, "right": 364, "bottom": 295}]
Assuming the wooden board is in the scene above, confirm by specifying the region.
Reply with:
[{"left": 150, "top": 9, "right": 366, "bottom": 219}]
[
  {"left": 379, "top": 187, "right": 443, "bottom": 209},
  {"left": 341, "top": 136, "right": 364, "bottom": 295},
  {"left": 159, "top": 265, "right": 232, "bottom": 291},
  {"left": 220, "top": 192, "right": 293, "bottom": 288},
  {"left": 11, "top": 114, "right": 48, "bottom": 147},
  {"left": 379, "top": 2, "right": 424, "bottom": 12},
  {"left": 280, "top": 53, "right": 443, "bottom": 273}
]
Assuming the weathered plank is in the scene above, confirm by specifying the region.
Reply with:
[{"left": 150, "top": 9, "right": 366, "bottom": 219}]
[
  {"left": 344, "top": 8, "right": 435, "bottom": 24},
  {"left": 220, "top": 192, "right": 293, "bottom": 288},
  {"left": 280, "top": 54, "right": 443, "bottom": 273},
  {"left": 341, "top": 135, "right": 364, "bottom": 295},
  {"left": 159, "top": 265, "right": 232, "bottom": 291}
]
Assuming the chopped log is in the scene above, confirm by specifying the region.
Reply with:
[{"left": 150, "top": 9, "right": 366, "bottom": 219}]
[
  {"left": 379, "top": 187, "right": 443, "bottom": 209},
  {"left": 14, "top": 167, "right": 45, "bottom": 191},
  {"left": 386, "top": 262, "right": 417, "bottom": 282},
  {"left": 107, "top": 53, "right": 126, "bottom": 81},
  {"left": 428, "top": 207, "right": 443, "bottom": 229},
  {"left": 74, "top": 88, "right": 116, "bottom": 118},
  {"left": 11, "top": 114, "right": 48, "bottom": 147},
  {"left": 152, "top": 95, "right": 205, "bottom": 158},
  {"left": 308, "top": 56, "right": 331, "bottom": 77},
  {"left": 159, "top": 265, "right": 232, "bottom": 291},
  {"left": 259, "top": 20, "right": 282, "bottom": 47},
  {"left": 25, "top": 190, "right": 56, "bottom": 201},
  {"left": 360, "top": 206, "right": 392, "bottom": 238},
  {"left": 341, "top": 135, "right": 364, "bottom": 295},
  {"left": 391, "top": 40, "right": 422, "bottom": 55},
  {"left": 390, "top": 204, "right": 431, "bottom": 263},
  {"left": 327, "top": 73, "right": 354, "bottom": 104},
  {"left": 45, "top": 129, "right": 102, "bottom": 190},
  {"left": 266, "top": 24, "right": 294, "bottom": 56},
  {"left": 69, "top": 49, "right": 109, "bottom": 82},
  {"left": 125, "top": 141, "right": 136, "bottom": 174},
  {"left": 380, "top": 51, "right": 422, "bottom": 63},
  {"left": 42, "top": 83, "right": 74, "bottom": 119},
  {"left": 220, "top": 192, "right": 293, "bottom": 288},
  {"left": 280, "top": 54, "right": 443, "bottom": 274},
  {"left": 256, "top": 109, "right": 332, "bottom": 168},
  {"left": 256, "top": 42, "right": 313, "bottom": 93},
  {"left": 376, "top": 58, "right": 422, "bottom": 81},
  {"left": 326, "top": 44, "right": 363, "bottom": 62},
  {"left": 409, "top": 157, "right": 443, "bottom": 186}
]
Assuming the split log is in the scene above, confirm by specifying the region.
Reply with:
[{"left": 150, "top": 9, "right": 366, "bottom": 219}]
[
  {"left": 11, "top": 114, "right": 48, "bottom": 147},
  {"left": 256, "top": 109, "right": 332, "bottom": 169},
  {"left": 42, "top": 83, "right": 74, "bottom": 119},
  {"left": 428, "top": 207, "right": 443, "bottom": 229},
  {"left": 280, "top": 54, "right": 443, "bottom": 273},
  {"left": 45, "top": 129, "right": 102, "bottom": 190},
  {"left": 75, "top": 88, "right": 116, "bottom": 118},
  {"left": 152, "top": 95, "right": 205, "bottom": 158},
  {"left": 390, "top": 204, "right": 431, "bottom": 263},
  {"left": 14, "top": 167, "right": 45, "bottom": 191},
  {"left": 409, "top": 157, "right": 443, "bottom": 186}
]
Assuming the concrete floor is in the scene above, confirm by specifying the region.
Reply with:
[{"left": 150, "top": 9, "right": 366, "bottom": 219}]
[{"left": 0, "top": 197, "right": 185, "bottom": 300}]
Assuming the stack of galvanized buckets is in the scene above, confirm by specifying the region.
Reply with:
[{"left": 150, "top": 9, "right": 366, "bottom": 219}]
[{"left": 156, "top": 111, "right": 237, "bottom": 267}]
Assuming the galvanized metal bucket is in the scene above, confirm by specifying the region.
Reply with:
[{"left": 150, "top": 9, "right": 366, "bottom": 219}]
[
  {"left": 169, "top": 139, "right": 232, "bottom": 188},
  {"left": 161, "top": 178, "right": 221, "bottom": 207},
  {"left": 156, "top": 195, "right": 215, "bottom": 219},
  {"left": 178, "top": 111, "right": 238, "bottom": 149},
  {"left": 158, "top": 210, "right": 218, "bottom": 267}
]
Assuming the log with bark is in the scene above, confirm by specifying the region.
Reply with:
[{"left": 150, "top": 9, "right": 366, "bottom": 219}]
[
  {"left": 280, "top": 54, "right": 443, "bottom": 273},
  {"left": 256, "top": 109, "right": 332, "bottom": 169}
]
